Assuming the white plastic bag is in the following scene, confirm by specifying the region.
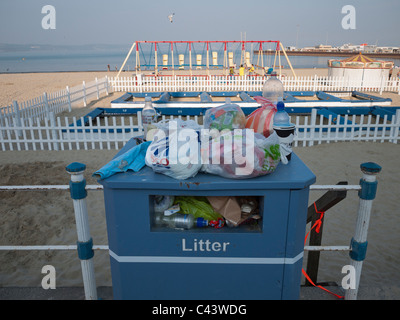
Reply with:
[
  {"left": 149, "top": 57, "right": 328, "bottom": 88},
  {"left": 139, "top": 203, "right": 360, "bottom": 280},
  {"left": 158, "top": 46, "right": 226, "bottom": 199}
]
[
  {"left": 147, "top": 118, "right": 202, "bottom": 142},
  {"left": 154, "top": 118, "right": 201, "bottom": 134},
  {"left": 145, "top": 120, "right": 202, "bottom": 180}
]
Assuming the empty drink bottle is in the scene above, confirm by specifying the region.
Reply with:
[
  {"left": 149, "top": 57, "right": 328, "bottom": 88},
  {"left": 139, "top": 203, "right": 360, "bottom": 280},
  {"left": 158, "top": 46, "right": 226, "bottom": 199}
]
[
  {"left": 141, "top": 96, "right": 157, "bottom": 139},
  {"left": 273, "top": 101, "right": 291, "bottom": 127},
  {"left": 262, "top": 72, "right": 284, "bottom": 106},
  {"left": 154, "top": 212, "right": 208, "bottom": 230},
  {"left": 273, "top": 101, "right": 295, "bottom": 162}
]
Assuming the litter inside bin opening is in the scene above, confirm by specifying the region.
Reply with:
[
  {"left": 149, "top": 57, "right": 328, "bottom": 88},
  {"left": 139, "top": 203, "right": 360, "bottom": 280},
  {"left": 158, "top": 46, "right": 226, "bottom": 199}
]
[{"left": 150, "top": 195, "right": 263, "bottom": 232}]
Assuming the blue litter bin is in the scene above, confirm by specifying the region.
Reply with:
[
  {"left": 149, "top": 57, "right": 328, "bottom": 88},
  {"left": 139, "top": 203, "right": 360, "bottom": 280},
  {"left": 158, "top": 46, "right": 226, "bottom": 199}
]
[{"left": 99, "top": 138, "right": 316, "bottom": 300}]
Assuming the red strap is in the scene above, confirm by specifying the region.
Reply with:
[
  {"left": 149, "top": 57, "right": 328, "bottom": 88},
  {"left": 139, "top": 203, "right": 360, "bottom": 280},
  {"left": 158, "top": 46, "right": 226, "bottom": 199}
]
[
  {"left": 302, "top": 203, "right": 344, "bottom": 299},
  {"left": 262, "top": 109, "right": 275, "bottom": 138},
  {"left": 302, "top": 269, "right": 344, "bottom": 299},
  {"left": 253, "top": 96, "right": 276, "bottom": 109},
  {"left": 304, "top": 202, "right": 325, "bottom": 246}
]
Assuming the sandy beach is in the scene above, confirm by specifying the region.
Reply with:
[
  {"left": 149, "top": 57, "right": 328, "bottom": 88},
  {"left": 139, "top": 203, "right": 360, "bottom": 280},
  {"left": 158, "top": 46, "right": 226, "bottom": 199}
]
[{"left": 0, "top": 70, "right": 399, "bottom": 299}]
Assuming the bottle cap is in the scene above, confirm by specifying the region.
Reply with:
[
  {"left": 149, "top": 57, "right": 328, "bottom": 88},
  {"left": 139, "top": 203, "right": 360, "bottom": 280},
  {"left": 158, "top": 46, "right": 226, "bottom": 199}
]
[
  {"left": 196, "top": 218, "right": 208, "bottom": 228},
  {"left": 145, "top": 96, "right": 152, "bottom": 102},
  {"left": 277, "top": 101, "right": 285, "bottom": 111}
]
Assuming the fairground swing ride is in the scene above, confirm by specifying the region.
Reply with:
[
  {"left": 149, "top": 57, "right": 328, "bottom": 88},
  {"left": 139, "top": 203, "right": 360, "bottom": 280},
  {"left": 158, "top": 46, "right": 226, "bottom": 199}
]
[
  {"left": 115, "top": 40, "right": 298, "bottom": 79},
  {"left": 109, "top": 40, "right": 394, "bottom": 118}
]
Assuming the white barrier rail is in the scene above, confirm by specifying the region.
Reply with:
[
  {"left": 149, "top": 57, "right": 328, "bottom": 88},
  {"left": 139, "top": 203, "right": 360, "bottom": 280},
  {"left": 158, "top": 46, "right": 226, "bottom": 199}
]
[
  {"left": 0, "top": 245, "right": 108, "bottom": 251},
  {"left": 0, "top": 184, "right": 361, "bottom": 192}
]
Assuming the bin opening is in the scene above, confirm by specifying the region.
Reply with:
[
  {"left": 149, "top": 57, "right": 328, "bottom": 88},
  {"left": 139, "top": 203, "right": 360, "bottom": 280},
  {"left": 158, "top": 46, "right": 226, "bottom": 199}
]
[{"left": 150, "top": 195, "right": 264, "bottom": 233}]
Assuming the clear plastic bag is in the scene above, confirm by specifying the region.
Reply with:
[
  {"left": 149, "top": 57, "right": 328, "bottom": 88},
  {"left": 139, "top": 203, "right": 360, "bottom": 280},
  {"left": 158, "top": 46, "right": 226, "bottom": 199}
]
[
  {"left": 204, "top": 98, "right": 246, "bottom": 131},
  {"left": 200, "top": 129, "right": 281, "bottom": 179}
]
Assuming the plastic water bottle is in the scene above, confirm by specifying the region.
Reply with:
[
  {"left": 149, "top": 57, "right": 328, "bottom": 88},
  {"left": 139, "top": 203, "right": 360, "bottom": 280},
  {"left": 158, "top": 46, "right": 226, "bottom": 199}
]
[
  {"left": 141, "top": 96, "right": 157, "bottom": 139},
  {"left": 262, "top": 72, "right": 284, "bottom": 106},
  {"left": 273, "top": 101, "right": 294, "bottom": 163},
  {"left": 273, "top": 101, "right": 291, "bottom": 127},
  {"left": 154, "top": 212, "right": 208, "bottom": 230}
]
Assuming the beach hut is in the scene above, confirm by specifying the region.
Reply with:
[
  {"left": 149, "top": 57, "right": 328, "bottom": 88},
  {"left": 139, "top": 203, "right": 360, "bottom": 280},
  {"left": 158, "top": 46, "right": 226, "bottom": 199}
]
[{"left": 328, "top": 53, "right": 394, "bottom": 88}]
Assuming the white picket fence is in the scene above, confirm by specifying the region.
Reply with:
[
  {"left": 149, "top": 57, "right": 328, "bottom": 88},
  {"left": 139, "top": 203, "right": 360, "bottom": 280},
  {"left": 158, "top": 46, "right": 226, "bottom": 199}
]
[
  {"left": 1, "top": 73, "right": 400, "bottom": 151},
  {"left": 1, "top": 74, "right": 399, "bottom": 130},
  {"left": 294, "top": 109, "right": 400, "bottom": 146},
  {"left": 0, "top": 77, "right": 110, "bottom": 128},
  {"left": 0, "top": 114, "right": 141, "bottom": 152},
  {"left": 109, "top": 75, "right": 400, "bottom": 94},
  {"left": 2, "top": 74, "right": 398, "bottom": 132},
  {"left": 1, "top": 110, "right": 399, "bottom": 151}
]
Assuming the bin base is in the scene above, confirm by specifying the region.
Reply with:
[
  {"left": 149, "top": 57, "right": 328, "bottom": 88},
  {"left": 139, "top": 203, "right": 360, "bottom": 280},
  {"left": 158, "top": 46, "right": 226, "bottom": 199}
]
[{"left": 109, "top": 253, "right": 303, "bottom": 300}]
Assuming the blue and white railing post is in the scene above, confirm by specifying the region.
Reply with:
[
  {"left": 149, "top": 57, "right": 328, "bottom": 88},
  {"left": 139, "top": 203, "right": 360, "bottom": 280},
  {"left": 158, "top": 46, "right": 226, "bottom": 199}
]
[
  {"left": 66, "top": 162, "right": 97, "bottom": 300},
  {"left": 345, "top": 162, "right": 382, "bottom": 300}
]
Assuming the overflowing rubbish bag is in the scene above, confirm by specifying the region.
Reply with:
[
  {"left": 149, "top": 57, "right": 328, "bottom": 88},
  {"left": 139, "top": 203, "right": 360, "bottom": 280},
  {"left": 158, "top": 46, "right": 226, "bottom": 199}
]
[
  {"left": 95, "top": 100, "right": 288, "bottom": 181},
  {"left": 200, "top": 129, "right": 281, "bottom": 179},
  {"left": 145, "top": 122, "right": 281, "bottom": 180}
]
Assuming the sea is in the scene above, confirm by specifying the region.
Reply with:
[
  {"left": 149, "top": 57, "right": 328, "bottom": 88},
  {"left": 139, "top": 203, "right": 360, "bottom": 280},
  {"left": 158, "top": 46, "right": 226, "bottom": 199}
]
[{"left": 1, "top": 45, "right": 399, "bottom": 73}]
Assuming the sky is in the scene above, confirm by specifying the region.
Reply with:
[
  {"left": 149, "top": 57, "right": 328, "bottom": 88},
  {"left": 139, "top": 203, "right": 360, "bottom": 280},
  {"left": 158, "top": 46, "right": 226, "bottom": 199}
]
[{"left": 0, "top": 0, "right": 399, "bottom": 48}]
